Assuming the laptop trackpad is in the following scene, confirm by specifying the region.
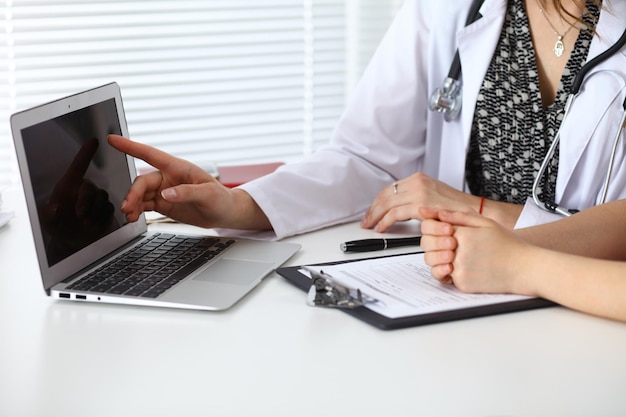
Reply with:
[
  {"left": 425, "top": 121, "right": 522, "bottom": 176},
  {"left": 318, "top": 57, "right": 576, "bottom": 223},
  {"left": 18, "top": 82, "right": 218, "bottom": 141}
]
[{"left": 193, "top": 258, "right": 274, "bottom": 285}]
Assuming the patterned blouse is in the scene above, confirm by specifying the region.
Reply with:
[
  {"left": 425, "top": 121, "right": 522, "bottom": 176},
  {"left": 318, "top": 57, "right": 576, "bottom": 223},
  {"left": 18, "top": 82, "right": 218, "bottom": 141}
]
[{"left": 465, "top": 0, "right": 600, "bottom": 204}]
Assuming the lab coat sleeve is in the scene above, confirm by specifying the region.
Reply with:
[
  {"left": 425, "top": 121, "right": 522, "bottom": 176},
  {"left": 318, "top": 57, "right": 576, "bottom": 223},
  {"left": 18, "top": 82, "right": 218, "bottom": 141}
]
[
  {"left": 239, "top": 0, "right": 435, "bottom": 239},
  {"left": 514, "top": 197, "right": 563, "bottom": 229}
]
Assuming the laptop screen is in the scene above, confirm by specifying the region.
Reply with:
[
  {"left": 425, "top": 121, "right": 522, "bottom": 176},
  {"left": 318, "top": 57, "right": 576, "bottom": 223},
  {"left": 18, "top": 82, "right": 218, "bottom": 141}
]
[{"left": 20, "top": 98, "right": 131, "bottom": 267}]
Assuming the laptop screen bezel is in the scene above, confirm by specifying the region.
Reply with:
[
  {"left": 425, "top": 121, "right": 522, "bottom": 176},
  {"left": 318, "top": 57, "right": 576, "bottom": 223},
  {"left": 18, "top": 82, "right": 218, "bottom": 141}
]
[{"left": 10, "top": 82, "right": 148, "bottom": 293}]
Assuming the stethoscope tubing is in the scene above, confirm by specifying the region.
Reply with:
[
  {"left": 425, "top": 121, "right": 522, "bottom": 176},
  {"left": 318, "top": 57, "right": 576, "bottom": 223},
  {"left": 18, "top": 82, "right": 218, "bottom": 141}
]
[
  {"left": 531, "top": 95, "right": 576, "bottom": 217},
  {"left": 529, "top": 25, "right": 626, "bottom": 215},
  {"left": 519, "top": 22, "right": 626, "bottom": 215},
  {"left": 532, "top": 79, "right": 626, "bottom": 216}
]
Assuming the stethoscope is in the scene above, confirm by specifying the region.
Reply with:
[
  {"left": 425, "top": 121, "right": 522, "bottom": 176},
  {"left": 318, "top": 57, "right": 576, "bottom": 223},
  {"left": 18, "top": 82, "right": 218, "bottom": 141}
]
[{"left": 429, "top": 0, "right": 626, "bottom": 216}]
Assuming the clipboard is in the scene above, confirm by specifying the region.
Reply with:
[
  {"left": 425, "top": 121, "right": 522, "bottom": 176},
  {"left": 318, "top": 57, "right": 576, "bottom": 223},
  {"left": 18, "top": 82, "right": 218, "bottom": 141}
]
[{"left": 276, "top": 253, "right": 556, "bottom": 330}]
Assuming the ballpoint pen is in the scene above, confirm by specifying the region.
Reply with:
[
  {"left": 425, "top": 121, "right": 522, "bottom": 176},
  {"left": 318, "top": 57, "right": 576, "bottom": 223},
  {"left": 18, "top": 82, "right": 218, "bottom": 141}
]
[{"left": 339, "top": 236, "right": 422, "bottom": 252}]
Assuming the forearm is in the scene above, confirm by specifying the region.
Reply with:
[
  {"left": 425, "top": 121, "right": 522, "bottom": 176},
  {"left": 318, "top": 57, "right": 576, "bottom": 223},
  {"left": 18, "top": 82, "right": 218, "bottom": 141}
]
[
  {"left": 515, "top": 199, "right": 626, "bottom": 260},
  {"left": 521, "top": 247, "right": 626, "bottom": 322}
]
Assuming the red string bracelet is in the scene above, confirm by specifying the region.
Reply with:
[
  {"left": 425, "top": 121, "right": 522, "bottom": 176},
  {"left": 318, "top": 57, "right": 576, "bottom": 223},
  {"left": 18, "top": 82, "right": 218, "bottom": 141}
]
[{"left": 479, "top": 195, "right": 486, "bottom": 215}]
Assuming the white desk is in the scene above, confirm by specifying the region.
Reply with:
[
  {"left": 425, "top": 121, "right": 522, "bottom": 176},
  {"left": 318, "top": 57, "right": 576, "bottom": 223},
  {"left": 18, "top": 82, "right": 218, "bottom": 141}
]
[{"left": 1, "top": 186, "right": 626, "bottom": 417}]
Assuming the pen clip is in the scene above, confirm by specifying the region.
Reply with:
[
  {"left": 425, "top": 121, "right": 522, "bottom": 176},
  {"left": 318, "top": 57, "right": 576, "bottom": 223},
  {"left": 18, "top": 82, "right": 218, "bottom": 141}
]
[{"left": 302, "top": 266, "right": 376, "bottom": 309}]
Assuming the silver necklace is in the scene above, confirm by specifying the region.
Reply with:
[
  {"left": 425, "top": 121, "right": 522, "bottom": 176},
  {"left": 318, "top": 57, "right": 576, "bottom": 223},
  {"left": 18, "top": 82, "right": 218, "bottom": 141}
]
[{"left": 534, "top": 0, "right": 578, "bottom": 57}]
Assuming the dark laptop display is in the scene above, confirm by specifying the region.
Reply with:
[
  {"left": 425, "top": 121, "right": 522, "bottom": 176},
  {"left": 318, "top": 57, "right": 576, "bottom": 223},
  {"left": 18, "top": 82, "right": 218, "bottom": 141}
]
[{"left": 21, "top": 98, "right": 129, "bottom": 266}]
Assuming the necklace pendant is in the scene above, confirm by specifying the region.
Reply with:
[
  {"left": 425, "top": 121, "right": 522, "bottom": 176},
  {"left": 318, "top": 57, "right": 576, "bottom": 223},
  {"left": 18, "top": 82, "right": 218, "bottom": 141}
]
[{"left": 554, "top": 36, "right": 565, "bottom": 57}]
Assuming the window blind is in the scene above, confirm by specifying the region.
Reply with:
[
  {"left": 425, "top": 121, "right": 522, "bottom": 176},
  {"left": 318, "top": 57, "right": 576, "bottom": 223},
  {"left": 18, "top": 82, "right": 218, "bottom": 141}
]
[{"left": 0, "top": 0, "right": 402, "bottom": 189}]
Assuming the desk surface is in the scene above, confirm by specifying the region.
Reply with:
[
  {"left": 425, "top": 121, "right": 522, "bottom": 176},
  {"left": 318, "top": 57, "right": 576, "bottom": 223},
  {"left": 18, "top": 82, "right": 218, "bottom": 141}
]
[{"left": 2, "top": 187, "right": 626, "bottom": 417}]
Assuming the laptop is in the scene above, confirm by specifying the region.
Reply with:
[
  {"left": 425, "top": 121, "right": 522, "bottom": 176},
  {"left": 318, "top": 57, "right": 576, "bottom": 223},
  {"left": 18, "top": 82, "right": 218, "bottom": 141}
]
[{"left": 10, "top": 82, "right": 300, "bottom": 311}]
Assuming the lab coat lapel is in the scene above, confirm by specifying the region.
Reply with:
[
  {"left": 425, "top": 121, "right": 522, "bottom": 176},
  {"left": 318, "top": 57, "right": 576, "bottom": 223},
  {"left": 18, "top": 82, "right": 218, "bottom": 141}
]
[
  {"left": 457, "top": 0, "right": 507, "bottom": 137},
  {"left": 439, "top": 0, "right": 506, "bottom": 189},
  {"left": 557, "top": 2, "right": 626, "bottom": 204}
]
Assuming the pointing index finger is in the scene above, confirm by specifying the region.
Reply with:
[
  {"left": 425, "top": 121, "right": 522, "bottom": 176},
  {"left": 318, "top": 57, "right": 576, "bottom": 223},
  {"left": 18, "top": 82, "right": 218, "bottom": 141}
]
[{"left": 107, "top": 134, "right": 176, "bottom": 171}]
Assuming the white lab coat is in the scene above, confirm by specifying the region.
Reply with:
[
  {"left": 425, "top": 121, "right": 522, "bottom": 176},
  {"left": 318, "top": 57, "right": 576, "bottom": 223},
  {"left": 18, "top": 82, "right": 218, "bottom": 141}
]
[{"left": 240, "top": 0, "right": 626, "bottom": 239}]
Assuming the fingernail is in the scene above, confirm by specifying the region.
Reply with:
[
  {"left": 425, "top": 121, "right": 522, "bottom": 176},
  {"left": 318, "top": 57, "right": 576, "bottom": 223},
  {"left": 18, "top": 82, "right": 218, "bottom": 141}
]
[
  {"left": 120, "top": 200, "right": 127, "bottom": 210},
  {"left": 161, "top": 188, "right": 177, "bottom": 200}
]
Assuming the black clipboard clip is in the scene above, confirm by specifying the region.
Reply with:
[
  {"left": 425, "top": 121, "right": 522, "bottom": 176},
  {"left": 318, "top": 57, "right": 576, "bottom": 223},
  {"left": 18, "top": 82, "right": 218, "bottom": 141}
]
[{"left": 302, "top": 267, "right": 377, "bottom": 309}]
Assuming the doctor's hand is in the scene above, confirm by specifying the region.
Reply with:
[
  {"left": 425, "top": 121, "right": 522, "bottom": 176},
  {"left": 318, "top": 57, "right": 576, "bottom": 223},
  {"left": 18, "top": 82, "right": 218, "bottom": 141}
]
[
  {"left": 360, "top": 172, "right": 522, "bottom": 232},
  {"left": 360, "top": 172, "right": 481, "bottom": 232},
  {"left": 107, "top": 135, "right": 272, "bottom": 231},
  {"left": 419, "top": 207, "right": 534, "bottom": 295}
]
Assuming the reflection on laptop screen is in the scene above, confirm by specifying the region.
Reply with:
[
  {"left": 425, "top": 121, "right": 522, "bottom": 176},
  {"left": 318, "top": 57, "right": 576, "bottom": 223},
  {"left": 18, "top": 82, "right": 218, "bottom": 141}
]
[{"left": 21, "top": 98, "right": 131, "bottom": 267}]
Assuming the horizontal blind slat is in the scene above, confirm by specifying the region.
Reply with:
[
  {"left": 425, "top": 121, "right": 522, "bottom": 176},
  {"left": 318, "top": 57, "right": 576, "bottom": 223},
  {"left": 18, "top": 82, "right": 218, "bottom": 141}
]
[{"left": 0, "top": 0, "right": 401, "bottom": 189}]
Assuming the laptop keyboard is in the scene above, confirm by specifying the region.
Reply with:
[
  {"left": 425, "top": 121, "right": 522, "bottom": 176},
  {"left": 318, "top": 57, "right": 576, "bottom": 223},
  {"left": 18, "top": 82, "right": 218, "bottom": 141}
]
[{"left": 67, "top": 233, "right": 235, "bottom": 298}]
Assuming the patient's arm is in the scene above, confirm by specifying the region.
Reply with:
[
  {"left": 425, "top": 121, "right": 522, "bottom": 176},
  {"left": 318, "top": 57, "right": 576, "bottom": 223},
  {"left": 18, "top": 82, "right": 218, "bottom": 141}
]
[{"left": 516, "top": 199, "right": 626, "bottom": 261}]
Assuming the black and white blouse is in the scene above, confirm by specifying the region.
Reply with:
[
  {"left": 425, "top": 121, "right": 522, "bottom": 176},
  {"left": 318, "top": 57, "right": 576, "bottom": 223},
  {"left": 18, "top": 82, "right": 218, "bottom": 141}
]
[{"left": 465, "top": 0, "right": 600, "bottom": 204}]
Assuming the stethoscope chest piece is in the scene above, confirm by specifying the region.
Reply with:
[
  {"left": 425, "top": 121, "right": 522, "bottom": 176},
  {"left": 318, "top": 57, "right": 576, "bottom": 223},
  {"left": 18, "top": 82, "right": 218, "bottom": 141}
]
[{"left": 429, "top": 77, "right": 462, "bottom": 122}]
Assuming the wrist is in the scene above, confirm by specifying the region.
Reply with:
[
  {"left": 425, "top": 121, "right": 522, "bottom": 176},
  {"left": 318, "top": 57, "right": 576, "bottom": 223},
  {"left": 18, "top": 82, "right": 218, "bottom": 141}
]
[
  {"left": 231, "top": 189, "right": 272, "bottom": 230},
  {"left": 511, "top": 244, "right": 548, "bottom": 296},
  {"left": 479, "top": 198, "right": 523, "bottom": 229}
]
